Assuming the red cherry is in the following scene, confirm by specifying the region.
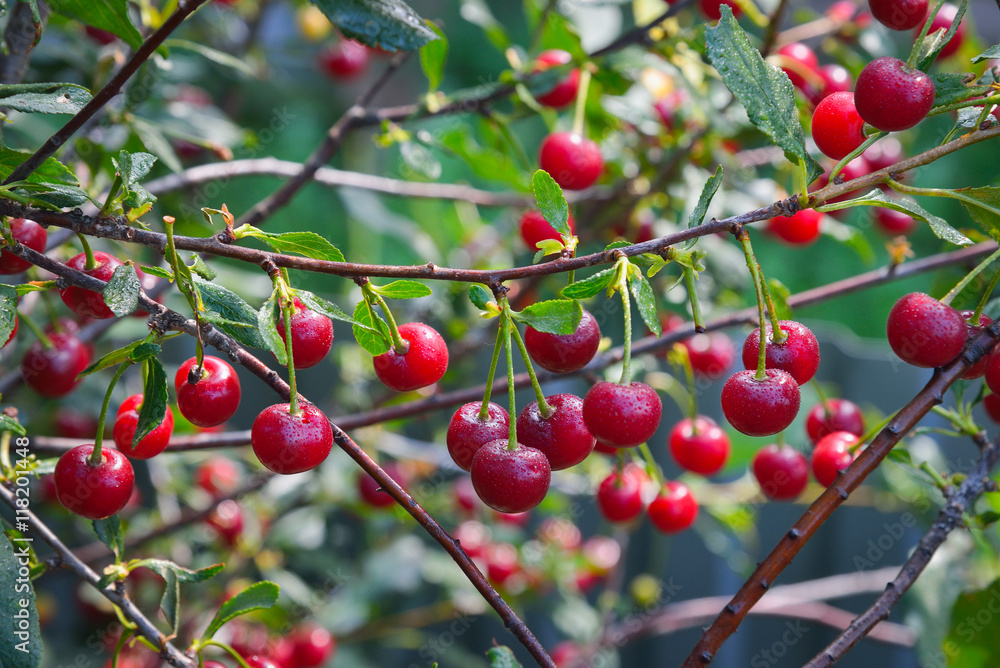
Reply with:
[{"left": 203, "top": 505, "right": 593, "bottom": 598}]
[
  {"left": 875, "top": 207, "right": 917, "bottom": 235},
  {"left": 0, "top": 219, "right": 47, "bottom": 274},
  {"left": 886, "top": 293, "right": 966, "bottom": 368},
  {"left": 453, "top": 520, "right": 491, "bottom": 558},
  {"left": 647, "top": 481, "right": 698, "bottom": 533},
  {"left": 112, "top": 394, "right": 174, "bottom": 459},
  {"left": 681, "top": 332, "right": 736, "bottom": 380},
  {"left": 806, "top": 64, "right": 853, "bottom": 105},
  {"left": 811, "top": 431, "right": 859, "bottom": 486},
  {"left": 516, "top": 394, "right": 596, "bottom": 470},
  {"left": 870, "top": 0, "right": 928, "bottom": 30},
  {"left": 959, "top": 311, "right": 994, "bottom": 379},
  {"left": 84, "top": 26, "right": 117, "bottom": 45},
  {"left": 775, "top": 42, "right": 819, "bottom": 90},
  {"left": 21, "top": 332, "right": 91, "bottom": 398},
  {"left": 275, "top": 298, "right": 333, "bottom": 369},
  {"left": 447, "top": 401, "right": 510, "bottom": 471},
  {"left": 721, "top": 369, "right": 801, "bottom": 437},
  {"left": 485, "top": 542, "right": 520, "bottom": 585},
  {"left": 982, "top": 352, "right": 1000, "bottom": 397},
  {"left": 194, "top": 456, "right": 241, "bottom": 497},
  {"left": 854, "top": 57, "right": 935, "bottom": 132},
  {"left": 372, "top": 322, "right": 449, "bottom": 391},
  {"left": 805, "top": 398, "right": 865, "bottom": 444},
  {"left": 768, "top": 208, "right": 824, "bottom": 245},
  {"left": 596, "top": 469, "right": 644, "bottom": 523},
  {"left": 59, "top": 252, "right": 124, "bottom": 319},
  {"left": 668, "top": 416, "right": 731, "bottom": 476},
  {"left": 175, "top": 356, "right": 241, "bottom": 428},
  {"left": 653, "top": 91, "right": 688, "bottom": 131},
  {"left": 533, "top": 50, "right": 581, "bottom": 108},
  {"left": 753, "top": 444, "right": 809, "bottom": 500},
  {"left": 983, "top": 394, "right": 1000, "bottom": 423},
  {"left": 539, "top": 132, "right": 603, "bottom": 191},
  {"left": 470, "top": 439, "right": 551, "bottom": 513},
  {"left": 519, "top": 210, "right": 576, "bottom": 250},
  {"left": 251, "top": 403, "right": 333, "bottom": 474},
  {"left": 581, "top": 381, "right": 662, "bottom": 448},
  {"left": 524, "top": 308, "right": 601, "bottom": 373},
  {"left": 358, "top": 462, "right": 407, "bottom": 508},
  {"left": 291, "top": 624, "right": 336, "bottom": 667},
  {"left": 551, "top": 641, "right": 584, "bottom": 668},
  {"left": 812, "top": 92, "right": 866, "bottom": 160},
  {"left": 318, "top": 40, "right": 369, "bottom": 79},
  {"left": 206, "top": 499, "right": 244, "bottom": 546},
  {"left": 54, "top": 445, "right": 135, "bottom": 519},
  {"left": 741, "top": 320, "right": 821, "bottom": 385},
  {"left": 243, "top": 657, "right": 280, "bottom": 668},
  {"left": 919, "top": 2, "right": 964, "bottom": 59},
  {"left": 700, "top": 0, "right": 742, "bottom": 20}
]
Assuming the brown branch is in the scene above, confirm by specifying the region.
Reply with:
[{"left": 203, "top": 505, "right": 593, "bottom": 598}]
[
  {"left": 0, "top": 483, "right": 196, "bottom": 666},
  {"left": 680, "top": 324, "right": 1000, "bottom": 666},
  {"left": 1, "top": 0, "right": 51, "bottom": 86},
  {"left": 3, "top": 0, "right": 211, "bottom": 185},
  {"left": 802, "top": 434, "right": 1000, "bottom": 667}
]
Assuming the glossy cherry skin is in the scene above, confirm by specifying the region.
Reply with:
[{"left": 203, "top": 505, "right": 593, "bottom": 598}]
[
  {"left": 373, "top": 322, "right": 449, "bottom": 392},
  {"left": 275, "top": 298, "right": 333, "bottom": 369},
  {"left": 54, "top": 445, "right": 135, "bottom": 520},
  {"left": 358, "top": 462, "right": 407, "bottom": 508},
  {"left": 470, "top": 439, "right": 551, "bottom": 513},
  {"left": 806, "top": 398, "right": 865, "bottom": 444},
  {"left": 741, "top": 320, "right": 821, "bottom": 385},
  {"left": 174, "top": 356, "right": 241, "bottom": 428},
  {"left": 519, "top": 210, "right": 576, "bottom": 250},
  {"left": 681, "top": 332, "right": 736, "bottom": 380},
  {"left": 700, "top": 0, "right": 741, "bottom": 20},
  {"left": 446, "top": 401, "right": 509, "bottom": 471},
  {"left": 721, "top": 369, "right": 801, "bottom": 437},
  {"left": 811, "top": 431, "right": 859, "bottom": 486},
  {"left": 582, "top": 381, "right": 662, "bottom": 448},
  {"left": 958, "top": 311, "right": 994, "bottom": 379},
  {"left": 21, "top": 332, "right": 91, "bottom": 398},
  {"left": 292, "top": 624, "right": 337, "bottom": 667},
  {"left": 647, "top": 482, "right": 698, "bottom": 533},
  {"left": 870, "top": 0, "right": 928, "bottom": 30},
  {"left": 251, "top": 403, "right": 333, "bottom": 474},
  {"left": 112, "top": 394, "right": 175, "bottom": 459},
  {"left": 0, "top": 219, "right": 47, "bottom": 274},
  {"left": 753, "top": 444, "right": 810, "bottom": 501},
  {"left": 533, "top": 49, "right": 581, "bottom": 108},
  {"left": 920, "top": 3, "right": 963, "bottom": 59},
  {"left": 59, "top": 251, "right": 125, "bottom": 319},
  {"left": 668, "top": 416, "right": 730, "bottom": 476},
  {"left": 775, "top": 42, "right": 818, "bottom": 91},
  {"left": 517, "top": 394, "right": 596, "bottom": 470},
  {"left": 886, "top": 293, "right": 966, "bottom": 368},
  {"left": 812, "top": 92, "right": 866, "bottom": 160},
  {"left": 596, "top": 469, "right": 644, "bottom": 523},
  {"left": 539, "top": 132, "right": 603, "bottom": 191},
  {"left": 318, "top": 40, "right": 369, "bottom": 79},
  {"left": 524, "top": 309, "right": 601, "bottom": 373},
  {"left": 768, "top": 208, "right": 823, "bottom": 245},
  {"left": 854, "top": 57, "right": 935, "bottom": 132}
]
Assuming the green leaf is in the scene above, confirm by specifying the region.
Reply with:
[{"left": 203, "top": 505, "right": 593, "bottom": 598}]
[
  {"left": 133, "top": 358, "right": 168, "bottom": 450},
  {"left": 0, "top": 533, "right": 42, "bottom": 667},
  {"left": 47, "top": 0, "right": 143, "bottom": 50},
  {"left": 130, "top": 559, "right": 224, "bottom": 584},
  {"left": 0, "top": 284, "right": 17, "bottom": 348},
  {"left": 112, "top": 151, "right": 157, "bottom": 210},
  {"left": 513, "top": 299, "right": 581, "bottom": 335},
  {"left": 201, "top": 581, "right": 280, "bottom": 641},
  {"left": 258, "top": 291, "right": 287, "bottom": 366},
  {"left": 561, "top": 268, "right": 616, "bottom": 300},
  {"left": 161, "top": 569, "right": 180, "bottom": 634},
  {"left": 931, "top": 72, "right": 984, "bottom": 110},
  {"left": 943, "top": 578, "right": 1000, "bottom": 667},
  {"left": 78, "top": 341, "right": 161, "bottom": 378},
  {"left": 162, "top": 39, "right": 257, "bottom": 79},
  {"left": 704, "top": 9, "right": 823, "bottom": 184},
  {"left": 816, "top": 189, "right": 973, "bottom": 246},
  {"left": 531, "top": 170, "right": 570, "bottom": 238},
  {"left": 195, "top": 278, "right": 267, "bottom": 350},
  {"left": 628, "top": 271, "right": 661, "bottom": 337},
  {"left": 604, "top": 240, "right": 632, "bottom": 252},
  {"left": 352, "top": 300, "right": 392, "bottom": 356},
  {"left": 372, "top": 280, "right": 432, "bottom": 299},
  {"left": 954, "top": 187, "right": 1000, "bottom": 241},
  {"left": 309, "top": 0, "right": 439, "bottom": 52},
  {"left": 139, "top": 264, "right": 173, "bottom": 281},
  {"left": 129, "top": 117, "right": 183, "bottom": 174},
  {"left": 0, "top": 82, "right": 92, "bottom": 115},
  {"left": 468, "top": 285, "right": 493, "bottom": 311},
  {"left": 533, "top": 238, "right": 565, "bottom": 261},
  {"left": 102, "top": 264, "right": 139, "bottom": 317},
  {"left": 688, "top": 165, "right": 724, "bottom": 229},
  {"left": 92, "top": 517, "right": 124, "bottom": 561},
  {"left": 188, "top": 255, "right": 217, "bottom": 281},
  {"left": 486, "top": 646, "right": 522, "bottom": 668},
  {"left": 916, "top": 0, "right": 968, "bottom": 71},
  {"left": 419, "top": 21, "right": 448, "bottom": 92},
  {"left": 768, "top": 278, "right": 793, "bottom": 320},
  {"left": 973, "top": 45, "right": 1000, "bottom": 64},
  {"left": 0, "top": 415, "right": 26, "bottom": 437},
  {"left": 6, "top": 182, "right": 93, "bottom": 209},
  {"left": 236, "top": 226, "right": 345, "bottom": 263},
  {"left": 292, "top": 290, "right": 360, "bottom": 327}
]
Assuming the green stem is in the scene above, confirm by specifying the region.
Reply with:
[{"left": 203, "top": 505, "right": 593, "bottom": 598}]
[
  {"left": 100, "top": 174, "right": 122, "bottom": 216},
  {"left": 682, "top": 266, "right": 705, "bottom": 333},
  {"left": 859, "top": 411, "right": 897, "bottom": 445},
  {"left": 739, "top": 232, "right": 770, "bottom": 380},
  {"left": 906, "top": 0, "right": 944, "bottom": 69},
  {"left": 510, "top": 319, "right": 554, "bottom": 418},
  {"left": 637, "top": 442, "right": 664, "bottom": 487},
  {"left": 90, "top": 362, "right": 131, "bottom": 466},
  {"left": 567, "top": 269, "right": 575, "bottom": 287},
  {"left": 77, "top": 233, "right": 98, "bottom": 270},
  {"left": 479, "top": 324, "right": 505, "bottom": 420},
  {"left": 365, "top": 283, "right": 408, "bottom": 354},
  {"left": 572, "top": 67, "right": 592, "bottom": 137},
  {"left": 971, "top": 264, "right": 1000, "bottom": 323},
  {"left": 164, "top": 218, "right": 204, "bottom": 367},
  {"left": 0, "top": 432, "right": 12, "bottom": 476},
  {"left": 929, "top": 93, "right": 1000, "bottom": 119},
  {"left": 830, "top": 132, "right": 884, "bottom": 183},
  {"left": 280, "top": 298, "right": 300, "bottom": 416},
  {"left": 618, "top": 263, "right": 633, "bottom": 385},
  {"left": 199, "top": 640, "right": 253, "bottom": 668},
  {"left": 677, "top": 345, "right": 698, "bottom": 421},
  {"left": 502, "top": 310, "right": 518, "bottom": 450},
  {"left": 941, "top": 248, "right": 1000, "bottom": 306},
  {"left": 19, "top": 312, "right": 53, "bottom": 349},
  {"left": 757, "top": 265, "right": 785, "bottom": 343},
  {"left": 795, "top": 157, "right": 809, "bottom": 199}
]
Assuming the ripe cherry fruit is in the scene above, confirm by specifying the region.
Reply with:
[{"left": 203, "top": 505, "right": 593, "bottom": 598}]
[
  {"left": 539, "top": 132, "right": 604, "bottom": 191},
  {"left": 532, "top": 50, "right": 581, "bottom": 108},
  {"left": 647, "top": 482, "right": 698, "bottom": 533},
  {"left": 886, "top": 292, "right": 966, "bottom": 368},
  {"left": 470, "top": 439, "right": 552, "bottom": 513},
  {"left": 358, "top": 461, "right": 408, "bottom": 508},
  {"left": 811, "top": 431, "right": 859, "bottom": 486},
  {"left": 516, "top": 394, "right": 596, "bottom": 470},
  {"left": 869, "top": 0, "right": 928, "bottom": 30},
  {"left": 292, "top": 624, "right": 337, "bottom": 667},
  {"left": 318, "top": 40, "right": 369, "bottom": 79},
  {"left": 524, "top": 308, "right": 601, "bottom": 373},
  {"left": 700, "top": 0, "right": 742, "bottom": 20},
  {"left": 668, "top": 416, "right": 731, "bottom": 476},
  {"left": 251, "top": 403, "right": 333, "bottom": 474},
  {"left": 373, "top": 322, "right": 449, "bottom": 391},
  {"left": 959, "top": 311, "right": 994, "bottom": 379},
  {"left": 54, "top": 445, "right": 135, "bottom": 520},
  {"left": 0, "top": 219, "right": 47, "bottom": 274},
  {"left": 21, "top": 332, "right": 92, "bottom": 398},
  {"left": 596, "top": 469, "right": 644, "bottom": 523},
  {"left": 194, "top": 456, "right": 241, "bottom": 497},
  {"left": 581, "top": 381, "right": 662, "bottom": 448},
  {"left": 812, "top": 92, "right": 866, "bottom": 160},
  {"left": 206, "top": 499, "right": 244, "bottom": 546},
  {"left": 446, "top": 401, "right": 509, "bottom": 471},
  {"left": 112, "top": 394, "right": 175, "bottom": 459},
  {"left": 275, "top": 298, "right": 333, "bottom": 369},
  {"left": 175, "top": 356, "right": 242, "bottom": 428},
  {"left": 775, "top": 42, "right": 819, "bottom": 91},
  {"left": 741, "top": 320, "right": 821, "bottom": 385},
  {"left": 721, "top": 369, "right": 801, "bottom": 437},
  {"left": 806, "top": 398, "right": 865, "bottom": 444},
  {"left": 60, "top": 251, "right": 125, "bottom": 319},
  {"left": 768, "top": 208, "right": 824, "bottom": 245},
  {"left": 752, "top": 444, "right": 809, "bottom": 501},
  {"left": 519, "top": 210, "right": 576, "bottom": 251},
  {"left": 806, "top": 64, "right": 853, "bottom": 106},
  {"left": 854, "top": 57, "right": 935, "bottom": 132},
  {"left": 681, "top": 332, "right": 736, "bottom": 380}
]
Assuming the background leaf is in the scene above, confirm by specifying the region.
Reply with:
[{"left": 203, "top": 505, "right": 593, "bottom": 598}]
[
  {"left": 513, "top": 299, "right": 581, "bottom": 335},
  {"left": 47, "top": 0, "right": 143, "bottom": 50},
  {"left": 688, "top": 165, "right": 724, "bottom": 229},
  {"left": 0, "top": 83, "right": 92, "bottom": 114},
  {"left": 310, "top": 0, "right": 439, "bottom": 52},
  {"left": 419, "top": 21, "right": 448, "bottom": 92},
  {"left": 487, "top": 646, "right": 523, "bottom": 668},
  {"left": 202, "top": 581, "right": 280, "bottom": 641}
]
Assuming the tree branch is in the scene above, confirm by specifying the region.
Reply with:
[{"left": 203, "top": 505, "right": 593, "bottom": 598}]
[{"left": 0, "top": 0, "right": 51, "bottom": 86}]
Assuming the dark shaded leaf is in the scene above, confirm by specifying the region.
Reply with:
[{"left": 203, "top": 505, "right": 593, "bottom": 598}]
[
  {"left": 915, "top": 0, "right": 968, "bottom": 71},
  {"left": 0, "top": 83, "right": 92, "bottom": 114},
  {"left": 195, "top": 278, "right": 267, "bottom": 350},
  {"left": 258, "top": 291, "right": 287, "bottom": 366},
  {"left": 0, "top": 284, "right": 16, "bottom": 348},
  {"left": 973, "top": 45, "right": 1000, "bottom": 64},
  {"left": 47, "top": 0, "right": 143, "bottom": 49},
  {"left": 310, "top": 0, "right": 438, "bottom": 52},
  {"left": 943, "top": 578, "right": 1000, "bottom": 667},
  {"left": 92, "top": 517, "right": 124, "bottom": 560}
]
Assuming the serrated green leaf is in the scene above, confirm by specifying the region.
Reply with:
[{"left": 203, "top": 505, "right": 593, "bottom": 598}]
[
  {"left": 0, "top": 82, "right": 92, "bottom": 115},
  {"left": 487, "top": 645, "right": 522, "bottom": 668},
  {"left": 0, "top": 533, "right": 42, "bottom": 667},
  {"left": 915, "top": 0, "right": 968, "bottom": 71},
  {"left": 628, "top": 272, "right": 661, "bottom": 337},
  {"left": 532, "top": 170, "right": 570, "bottom": 238},
  {"left": 188, "top": 254, "right": 217, "bottom": 281},
  {"left": 201, "top": 581, "right": 280, "bottom": 641},
  {"left": 931, "top": 72, "right": 984, "bottom": 110},
  {"left": 973, "top": 45, "right": 1000, "bottom": 64},
  {"left": 258, "top": 291, "right": 287, "bottom": 366},
  {"left": 705, "top": 9, "right": 823, "bottom": 184},
  {"left": 953, "top": 187, "right": 1000, "bottom": 241},
  {"left": 195, "top": 278, "right": 267, "bottom": 350},
  {"left": 513, "top": 299, "right": 581, "bottom": 335},
  {"left": 604, "top": 240, "right": 632, "bottom": 252},
  {"left": 133, "top": 358, "right": 168, "bottom": 449},
  {"left": 309, "top": 0, "right": 438, "bottom": 52},
  {"left": 419, "top": 21, "right": 448, "bottom": 92},
  {"left": 92, "top": 517, "right": 124, "bottom": 560},
  {"left": 0, "top": 284, "right": 16, "bottom": 348},
  {"left": 816, "top": 189, "right": 973, "bottom": 246},
  {"left": 353, "top": 300, "right": 391, "bottom": 356},
  {"left": 0, "top": 148, "right": 77, "bottom": 186},
  {"left": 102, "top": 264, "right": 139, "bottom": 317},
  {"left": 688, "top": 165, "right": 724, "bottom": 229},
  {"left": 373, "top": 280, "right": 432, "bottom": 299},
  {"left": 47, "top": 0, "right": 143, "bottom": 50},
  {"left": 561, "top": 268, "right": 616, "bottom": 300},
  {"left": 236, "top": 226, "right": 345, "bottom": 263},
  {"left": 468, "top": 285, "right": 493, "bottom": 310},
  {"left": 113, "top": 151, "right": 157, "bottom": 210},
  {"left": 0, "top": 415, "right": 25, "bottom": 437}
]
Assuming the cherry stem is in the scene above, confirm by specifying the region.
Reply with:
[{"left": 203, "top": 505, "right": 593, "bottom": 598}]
[
  {"left": 164, "top": 217, "right": 204, "bottom": 368},
  {"left": 90, "top": 362, "right": 131, "bottom": 466},
  {"left": 199, "top": 640, "right": 253, "bottom": 668},
  {"left": 859, "top": 411, "right": 897, "bottom": 445},
  {"left": 510, "top": 320, "right": 554, "bottom": 419},
  {"left": 758, "top": 270, "right": 786, "bottom": 343},
  {"left": 637, "top": 441, "right": 664, "bottom": 487},
  {"left": 280, "top": 298, "right": 300, "bottom": 417},
  {"left": 18, "top": 312, "right": 54, "bottom": 350},
  {"left": 906, "top": 0, "right": 945, "bottom": 69},
  {"left": 829, "top": 131, "right": 884, "bottom": 183},
  {"left": 365, "top": 283, "right": 409, "bottom": 355},
  {"left": 971, "top": 264, "right": 1000, "bottom": 324},
  {"left": 77, "top": 233, "right": 98, "bottom": 271},
  {"left": 673, "top": 343, "right": 699, "bottom": 422},
  {"left": 616, "top": 258, "right": 633, "bottom": 385},
  {"left": 502, "top": 309, "right": 518, "bottom": 450},
  {"left": 739, "top": 231, "right": 771, "bottom": 380},
  {"left": 479, "top": 324, "right": 505, "bottom": 421},
  {"left": 811, "top": 379, "right": 832, "bottom": 418},
  {"left": 940, "top": 247, "right": 1000, "bottom": 306},
  {"left": 572, "top": 66, "right": 592, "bottom": 137},
  {"left": 100, "top": 174, "right": 123, "bottom": 216},
  {"left": 682, "top": 266, "right": 705, "bottom": 333}
]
